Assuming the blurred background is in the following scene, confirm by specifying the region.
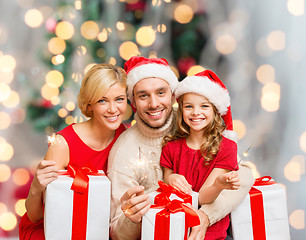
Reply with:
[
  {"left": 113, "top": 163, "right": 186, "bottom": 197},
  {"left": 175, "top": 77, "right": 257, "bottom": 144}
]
[{"left": 0, "top": 0, "right": 305, "bottom": 239}]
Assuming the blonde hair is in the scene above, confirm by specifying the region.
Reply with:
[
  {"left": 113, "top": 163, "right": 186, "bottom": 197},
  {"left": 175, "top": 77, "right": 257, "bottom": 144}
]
[
  {"left": 77, "top": 63, "right": 127, "bottom": 118},
  {"left": 163, "top": 95, "right": 226, "bottom": 164}
]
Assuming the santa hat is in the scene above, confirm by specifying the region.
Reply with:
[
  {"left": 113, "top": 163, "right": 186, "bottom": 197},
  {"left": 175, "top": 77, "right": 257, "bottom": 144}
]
[
  {"left": 175, "top": 70, "right": 238, "bottom": 143},
  {"left": 124, "top": 56, "right": 178, "bottom": 102}
]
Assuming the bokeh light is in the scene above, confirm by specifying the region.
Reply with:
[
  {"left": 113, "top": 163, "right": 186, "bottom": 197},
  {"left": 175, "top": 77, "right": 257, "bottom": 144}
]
[
  {"left": 233, "top": 119, "right": 247, "bottom": 140},
  {"left": 0, "top": 212, "right": 17, "bottom": 231},
  {"left": 77, "top": 45, "right": 87, "bottom": 55},
  {"left": 3, "top": 90, "right": 20, "bottom": 108},
  {"left": 174, "top": 4, "right": 194, "bottom": 24},
  {"left": 0, "top": 83, "right": 11, "bottom": 102},
  {"left": 289, "top": 209, "right": 305, "bottom": 229},
  {"left": 187, "top": 65, "right": 205, "bottom": 76},
  {"left": 157, "top": 24, "right": 167, "bottom": 33},
  {"left": 0, "top": 55, "right": 17, "bottom": 72},
  {"left": 55, "top": 21, "right": 75, "bottom": 40},
  {"left": 284, "top": 159, "right": 302, "bottom": 182},
  {"left": 267, "top": 31, "right": 286, "bottom": 51},
  {"left": 109, "top": 57, "right": 116, "bottom": 65},
  {"left": 0, "top": 141, "right": 14, "bottom": 161},
  {"left": 58, "top": 108, "right": 68, "bottom": 118},
  {"left": 48, "top": 37, "right": 66, "bottom": 55},
  {"left": 287, "top": 0, "right": 304, "bottom": 16},
  {"left": 0, "top": 164, "right": 11, "bottom": 182},
  {"left": 116, "top": 22, "right": 125, "bottom": 31},
  {"left": 98, "top": 29, "right": 108, "bottom": 42},
  {"left": 66, "top": 101, "right": 76, "bottom": 111},
  {"left": 24, "top": 9, "right": 43, "bottom": 28},
  {"left": 12, "top": 168, "right": 30, "bottom": 186},
  {"left": 41, "top": 84, "right": 59, "bottom": 101},
  {"left": 0, "top": 70, "right": 14, "bottom": 84},
  {"left": 81, "top": 21, "right": 99, "bottom": 40},
  {"left": 300, "top": 132, "right": 306, "bottom": 152},
  {"left": 256, "top": 64, "right": 275, "bottom": 84},
  {"left": 0, "top": 202, "right": 7, "bottom": 214},
  {"left": 136, "top": 26, "right": 156, "bottom": 47},
  {"left": 261, "top": 82, "right": 281, "bottom": 112},
  {"left": 51, "top": 54, "right": 65, "bottom": 65},
  {"left": 215, "top": 34, "right": 236, "bottom": 55},
  {"left": 65, "top": 115, "right": 75, "bottom": 125},
  {"left": 75, "top": 0, "right": 82, "bottom": 10},
  {"left": 45, "top": 70, "right": 64, "bottom": 88},
  {"left": 15, "top": 199, "right": 26, "bottom": 217},
  {"left": 119, "top": 41, "right": 139, "bottom": 60},
  {"left": 0, "top": 112, "right": 11, "bottom": 130}
]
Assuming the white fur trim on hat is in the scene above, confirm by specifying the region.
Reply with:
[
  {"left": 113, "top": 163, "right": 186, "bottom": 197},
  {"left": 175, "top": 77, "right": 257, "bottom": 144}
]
[
  {"left": 222, "top": 130, "right": 239, "bottom": 143},
  {"left": 127, "top": 63, "right": 178, "bottom": 102},
  {"left": 175, "top": 76, "right": 230, "bottom": 115}
]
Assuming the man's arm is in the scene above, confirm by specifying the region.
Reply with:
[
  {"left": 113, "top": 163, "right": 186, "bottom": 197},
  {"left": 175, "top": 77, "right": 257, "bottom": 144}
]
[
  {"left": 199, "top": 161, "right": 254, "bottom": 225},
  {"left": 107, "top": 135, "right": 150, "bottom": 240}
]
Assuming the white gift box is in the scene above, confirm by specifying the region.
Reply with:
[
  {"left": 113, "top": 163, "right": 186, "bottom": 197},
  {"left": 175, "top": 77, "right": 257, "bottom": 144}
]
[
  {"left": 44, "top": 170, "right": 111, "bottom": 240},
  {"left": 231, "top": 177, "right": 290, "bottom": 240},
  {"left": 142, "top": 183, "right": 199, "bottom": 240},
  {"left": 142, "top": 208, "right": 186, "bottom": 240}
]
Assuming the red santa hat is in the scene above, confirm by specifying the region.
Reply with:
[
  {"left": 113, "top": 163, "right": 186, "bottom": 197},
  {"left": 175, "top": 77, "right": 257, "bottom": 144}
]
[
  {"left": 124, "top": 56, "right": 178, "bottom": 102},
  {"left": 175, "top": 69, "right": 238, "bottom": 143}
]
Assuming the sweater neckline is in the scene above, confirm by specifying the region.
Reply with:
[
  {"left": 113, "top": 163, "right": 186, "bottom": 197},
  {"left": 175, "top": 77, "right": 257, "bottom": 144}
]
[{"left": 134, "top": 110, "right": 175, "bottom": 144}]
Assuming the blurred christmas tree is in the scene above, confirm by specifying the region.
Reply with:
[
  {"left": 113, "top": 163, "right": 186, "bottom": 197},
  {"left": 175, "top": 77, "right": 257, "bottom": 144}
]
[{"left": 27, "top": 0, "right": 209, "bottom": 133}]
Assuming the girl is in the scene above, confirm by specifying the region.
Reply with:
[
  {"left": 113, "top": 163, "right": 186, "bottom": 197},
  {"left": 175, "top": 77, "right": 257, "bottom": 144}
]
[
  {"left": 19, "top": 63, "right": 128, "bottom": 240},
  {"left": 160, "top": 70, "right": 240, "bottom": 240}
]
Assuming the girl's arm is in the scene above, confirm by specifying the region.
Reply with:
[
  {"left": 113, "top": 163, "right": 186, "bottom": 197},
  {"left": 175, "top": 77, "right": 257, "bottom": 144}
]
[
  {"left": 25, "top": 134, "right": 69, "bottom": 222},
  {"left": 198, "top": 168, "right": 239, "bottom": 205},
  {"left": 163, "top": 167, "right": 192, "bottom": 194}
]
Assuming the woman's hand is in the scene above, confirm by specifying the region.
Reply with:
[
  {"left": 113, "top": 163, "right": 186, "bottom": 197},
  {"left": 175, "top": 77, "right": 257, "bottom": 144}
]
[
  {"left": 168, "top": 173, "right": 193, "bottom": 194},
  {"left": 30, "top": 160, "right": 59, "bottom": 195},
  {"left": 215, "top": 171, "right": 240, "bottom": 190}
]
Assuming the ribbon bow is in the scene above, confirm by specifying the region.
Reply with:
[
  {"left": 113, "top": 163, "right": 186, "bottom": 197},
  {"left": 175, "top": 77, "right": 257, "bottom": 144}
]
[
  {"left": 155, "top": 181, "right": 193, "bottom": 205},
  {"left": 150, "top": 181, "right": 200, "bottom": 240}
]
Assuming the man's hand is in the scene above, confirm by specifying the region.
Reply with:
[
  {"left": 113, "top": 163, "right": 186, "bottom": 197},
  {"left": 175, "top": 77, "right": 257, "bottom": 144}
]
[
  {"left": 120, "top": 186, "right": 150, "bottom": 223},
  {"left": 188, "top": 209, "right": 209, "bottom": 240}
]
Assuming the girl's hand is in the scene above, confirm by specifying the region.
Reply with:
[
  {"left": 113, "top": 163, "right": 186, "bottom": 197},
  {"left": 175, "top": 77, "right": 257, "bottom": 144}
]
[
  {"left": 216, "top": 171, "right": 240, "bottom": 190},
  {"left": 30, "top": 160, "right": 59, "bottom": 195},
  {"left": 168, "top": 173, "right": 193, "bottom": 194}
]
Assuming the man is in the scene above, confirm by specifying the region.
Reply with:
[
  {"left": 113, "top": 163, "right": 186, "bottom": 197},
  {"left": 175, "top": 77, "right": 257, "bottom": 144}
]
[{"left": 107, "top": 56, "right": 254, "bottom": 240}]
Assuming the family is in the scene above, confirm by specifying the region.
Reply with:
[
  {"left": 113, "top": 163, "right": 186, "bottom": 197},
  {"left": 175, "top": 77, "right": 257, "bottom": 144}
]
[{"left": 19, "top": 56, "right": 254, "bottom": 240}]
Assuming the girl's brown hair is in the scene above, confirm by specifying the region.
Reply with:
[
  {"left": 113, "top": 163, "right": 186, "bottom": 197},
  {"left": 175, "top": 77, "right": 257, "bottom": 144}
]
[{"left": 163, "top": 94, "right": 226, "bottom": 164}]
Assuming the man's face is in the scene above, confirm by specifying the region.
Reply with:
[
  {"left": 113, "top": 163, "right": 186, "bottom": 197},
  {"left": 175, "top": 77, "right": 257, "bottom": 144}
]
[{"left": 132, "top": 77, "right": 174, "bottom": 128}]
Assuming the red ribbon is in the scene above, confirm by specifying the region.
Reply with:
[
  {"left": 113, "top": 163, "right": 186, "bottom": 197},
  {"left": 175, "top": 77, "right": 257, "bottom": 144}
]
[
  {"left": 58, "top": 165, "right": 105, "bottom": 240},
  {"left": 150, "top": 181, "right": 200, "bottom": 240},
  {"left": 155, "top": 181, "right": 193, "bottom": 205},
  {"left": 249, "top": 176, "right": 276, "bottom": 240}
]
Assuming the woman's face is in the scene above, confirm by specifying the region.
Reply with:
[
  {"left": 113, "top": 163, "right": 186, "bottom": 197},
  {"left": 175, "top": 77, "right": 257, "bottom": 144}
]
[{"left": 88, "top": 83, "right": 127, "bottom": 131}]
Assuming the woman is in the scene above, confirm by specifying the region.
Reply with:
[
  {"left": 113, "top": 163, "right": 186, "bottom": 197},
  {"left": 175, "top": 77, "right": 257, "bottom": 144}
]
[{"left": 19, "top": 63, "right": 128, "bottom": 239}]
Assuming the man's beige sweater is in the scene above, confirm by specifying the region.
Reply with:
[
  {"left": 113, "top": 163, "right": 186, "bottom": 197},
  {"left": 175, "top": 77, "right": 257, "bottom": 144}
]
[{"left": 107, "top": 111, "right": 254, "bottom": 240}]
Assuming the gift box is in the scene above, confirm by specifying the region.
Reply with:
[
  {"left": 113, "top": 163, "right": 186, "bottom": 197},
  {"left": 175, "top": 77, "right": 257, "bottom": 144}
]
[
  {"left": 231, "top": 176, "right": 290, "bottom": 240},
  {"left": 141, "top": 181, "right": 200, "bottom": 240},
  {"left": 44, "top": 165, "right": 111, "bottom": 240}
]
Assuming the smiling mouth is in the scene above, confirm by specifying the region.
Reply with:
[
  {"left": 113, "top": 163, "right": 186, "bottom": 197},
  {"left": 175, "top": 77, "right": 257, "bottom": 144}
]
[
  {"left": 105, "top": 115, "right": 120, "bottom": 121},
  {"left": 190, "top": 118, "right": 204, "bottom": 122},
  {"left": 147, "top": 109, "right": 163, "bottom": 117}
]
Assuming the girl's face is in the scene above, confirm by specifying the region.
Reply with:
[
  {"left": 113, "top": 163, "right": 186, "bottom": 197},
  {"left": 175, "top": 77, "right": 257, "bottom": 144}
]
[
  {"left": 182, "top": 93, "right": 214, "bottom": 133},
  {"left": 88, "top": 83, "right": 127, "bottom": 131}
]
